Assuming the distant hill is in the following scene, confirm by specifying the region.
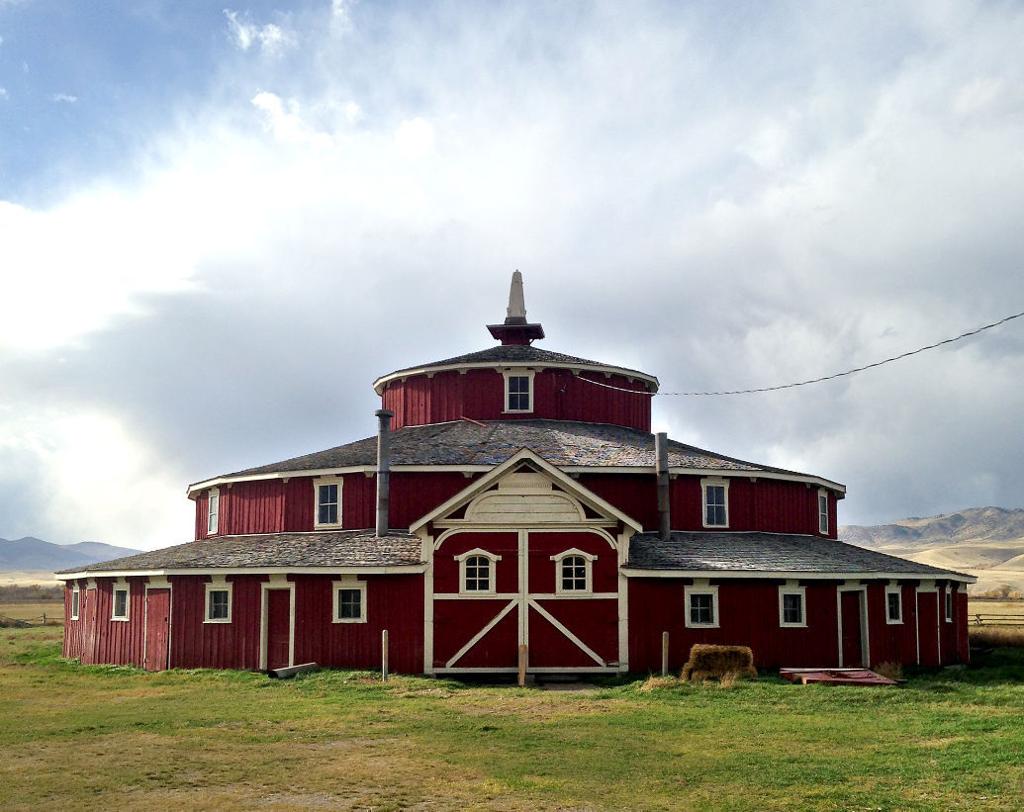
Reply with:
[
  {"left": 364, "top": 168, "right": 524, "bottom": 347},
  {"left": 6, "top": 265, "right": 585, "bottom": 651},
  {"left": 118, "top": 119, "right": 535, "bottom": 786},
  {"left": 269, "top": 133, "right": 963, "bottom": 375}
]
[
  {"left": 841, "top": 507, "right": 1024, "bottom": 594},
  {"left": 0, "top": 537, "right": 143, "bottom": 572}
]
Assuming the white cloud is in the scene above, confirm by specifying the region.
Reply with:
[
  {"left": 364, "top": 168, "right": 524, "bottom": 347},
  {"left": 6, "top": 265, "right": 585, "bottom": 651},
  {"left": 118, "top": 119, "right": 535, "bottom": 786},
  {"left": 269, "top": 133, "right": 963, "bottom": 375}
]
[
  {"left": 50, "top": 93, "right": 77, "bottom": 103},
  {"left": 224, "top": 8, "right": 295, "bottom": 55},
  {"left": 394, "top": 117, "right": 434, "bottom": 159}
]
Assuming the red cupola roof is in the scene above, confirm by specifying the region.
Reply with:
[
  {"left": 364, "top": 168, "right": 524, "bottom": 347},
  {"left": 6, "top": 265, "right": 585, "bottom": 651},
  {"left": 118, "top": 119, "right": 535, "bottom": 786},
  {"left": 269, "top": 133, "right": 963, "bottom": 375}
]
[{"left": 486, "top": 270, "right": 545, "bottom": 345}]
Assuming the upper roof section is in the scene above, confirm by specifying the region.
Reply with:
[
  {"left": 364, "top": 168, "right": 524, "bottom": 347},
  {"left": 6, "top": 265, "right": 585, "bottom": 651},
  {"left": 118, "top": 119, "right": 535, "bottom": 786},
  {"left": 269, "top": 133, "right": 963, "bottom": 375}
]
[
  {"left": 371, "top": 273, "right": 659, "bottom": 431},
  {"left": 188, "top": 418, "right": 846, "bottom": 495}
]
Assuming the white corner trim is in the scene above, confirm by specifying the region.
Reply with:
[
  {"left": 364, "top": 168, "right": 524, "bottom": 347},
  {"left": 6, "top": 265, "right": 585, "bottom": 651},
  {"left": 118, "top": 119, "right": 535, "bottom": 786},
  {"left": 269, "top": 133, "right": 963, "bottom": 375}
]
[
  {"left": 313, "top": 475, "right": 344, "bottom": 530},
  {"left": 778, "top": 584, "right": 808, "bottom": 628},
  {"left": 332, "top": 578, "right": 368, "bottom": 624},
  {"left": 204, "top": 581, "right": 233, "bottom": 624},
  {"left": 700, "top": 477, "right": 730, "bottom": 529},
  {"left": 684, "top": 583, "right": 719, "bottom": 629}
]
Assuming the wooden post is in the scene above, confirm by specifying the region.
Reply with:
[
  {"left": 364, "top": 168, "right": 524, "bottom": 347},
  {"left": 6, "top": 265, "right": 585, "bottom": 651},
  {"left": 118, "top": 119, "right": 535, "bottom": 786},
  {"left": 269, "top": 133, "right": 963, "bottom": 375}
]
[
  {"left": 518, "top": 644, "right": 528, "bottom": 687},
  {"left": 661, "top": 631, "right": 669, "bottom": 676},
  {"left": 381, "top": 629, "right": 389, "bottom": 682}
]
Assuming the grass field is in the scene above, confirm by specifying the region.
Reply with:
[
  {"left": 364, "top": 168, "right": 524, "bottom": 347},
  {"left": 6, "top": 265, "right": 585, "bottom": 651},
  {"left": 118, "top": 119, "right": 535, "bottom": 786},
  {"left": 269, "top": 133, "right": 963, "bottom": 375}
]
[
  {"left": 2, "top": 627, "right": 1024, "bottom": 810},
  {"left": 0, "top": 601, "right": 64, "bottom": 622}
]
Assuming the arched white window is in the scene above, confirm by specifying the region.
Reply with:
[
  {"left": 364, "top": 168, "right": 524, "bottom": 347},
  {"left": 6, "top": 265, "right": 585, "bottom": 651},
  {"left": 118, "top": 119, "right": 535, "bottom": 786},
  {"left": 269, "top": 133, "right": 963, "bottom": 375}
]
[
  {"left": 454, "top": 548, "right": 502, "bottom": 595},
  {"left": 550, "top": 548, "right": 597, "bottom": 594}
]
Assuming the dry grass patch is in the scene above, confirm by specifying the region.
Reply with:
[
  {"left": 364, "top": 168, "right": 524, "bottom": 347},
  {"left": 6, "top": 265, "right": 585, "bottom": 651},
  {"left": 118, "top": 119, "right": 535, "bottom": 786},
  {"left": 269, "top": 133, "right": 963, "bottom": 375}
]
[{"left": 971, "top": 627, "right": 1024, "bottom": 647}]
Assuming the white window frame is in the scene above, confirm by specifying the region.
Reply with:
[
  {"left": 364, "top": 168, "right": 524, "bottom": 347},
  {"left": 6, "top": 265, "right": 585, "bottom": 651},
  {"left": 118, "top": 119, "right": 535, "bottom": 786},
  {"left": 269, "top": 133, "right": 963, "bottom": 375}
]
[
  {"left": 70, "top": 585, "right": 80, "bottom": 620},
  {"left": 111, "top": 581, "right": 130, "bottom": 621},
  {"left": 944, "top": 587, "right": 954, "bottom": 623},
  {"left": 332, "top": 579, "right": 368, "bottom": 624},
  {"left": 701, "top": 478, "right": 730, "bottom": 528},
  {"left": 502, "top": 368, "right": 535, "bottom": 414},
  {"left": 684, "top": 583, "right": 719, "bottom": 629},
  {"left": 455, "top": 548, "right": 502, "bottom": 595},
  {"left": 314, "top": 476, "right": 344, "bottom": 529},
  {"left": 204, "top": 581, "right": 233, "bottom": 624},
  {"left": 550, "top": 548, "right": 597, "bottom": 595},
  {"left": 778, "top": 584, "right": 807, "bottom": 628},
  {"left": 885, "top": 585, "right": 903, "bottom": 625},
  {"left": 207, "top": 487, "right": 220, "bottom": 535},
  {"left": 818, "top": 489, "right": 829, "bottom": 535}
]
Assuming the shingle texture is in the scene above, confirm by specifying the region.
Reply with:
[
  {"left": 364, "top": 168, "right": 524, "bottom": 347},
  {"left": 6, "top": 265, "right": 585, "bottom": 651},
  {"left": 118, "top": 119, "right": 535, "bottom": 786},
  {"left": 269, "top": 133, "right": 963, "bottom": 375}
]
[
  {"left": 628, "top": 531, "right": 969, "bottom": 577},
  {"left": 378, "top": 344, "right": 656, "bottom": 381},
  {"left": 56, "top": 530, "right": 423, "bottom": 574},
  {"left": 214, "top": 419, "right": 819, "bottom": 481}
]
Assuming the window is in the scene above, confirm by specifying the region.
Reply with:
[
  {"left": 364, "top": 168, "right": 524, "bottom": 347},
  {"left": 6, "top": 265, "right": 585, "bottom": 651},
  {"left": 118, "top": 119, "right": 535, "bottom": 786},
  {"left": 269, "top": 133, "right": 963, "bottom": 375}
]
[
  {"left": 455, "top": 548, "right": 501, "bottom": 595},
  {"left": 465, "top": 556, "right": 491, "bottom": 591},
  {"left": 503, "top": 370, "right": 534, "bottom": 413},
  {"left": 702, "top": 479, "right": 729, "bottom": 528},
  {"left": 818, "top": 490, "right": 829, "bottom": 534},
  {"left": 945, "top": 588, "right": 954, "bottom": 622},
  {"left": 779, "top": 586, "right": 806, "bottom": 627},
  {"left": 684, "top": 585, "right": 719, "bottom": 628},
  {"left": 314, "top": 477, "right": 343, "bottom": 528},
  {"left": 112, "top": 585, "right": 129, "bottom": 621},
  {"left": 207, "top": 488, "right": 220, "bottom": 535},
  {"left": 886, "top": 587, "right": 903, "bottom": 624},
  {"left": 333, "top": 584, "right": 367, "bottom": 623},
  {"left": 550, "top": 548, "right": 597, "bottom": 594},
  {"left": 205, "top": 583, "right": 233, "bottom": 623},
  {"left": 71, "top": 586, "right": 80, "bottom": 621}
]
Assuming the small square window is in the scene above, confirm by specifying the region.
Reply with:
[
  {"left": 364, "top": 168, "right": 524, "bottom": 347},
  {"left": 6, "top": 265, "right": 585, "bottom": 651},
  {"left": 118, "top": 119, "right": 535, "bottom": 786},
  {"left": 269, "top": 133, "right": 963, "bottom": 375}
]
[
  {"left": 886, "top": 590, "right": 903, "bottom": 624},
  {"left": 782, "top": 593, "right": 804, "bottom": 625},
  {"left": 112, "top": 587, "right": 129, "bottom": 620},
  {"left": 465, "top": 555, "right": 492, "bottom": 592},
  {"left": 505, "top": 374, "right": 532, "bottom": 412},
  {"left": 208, "top": 590, "right": 230, "bottom": 621},
  {"left": 338, "top": 589, "right": 362, "bottom": 620},
  {"left": 704, "top": 484, "right": 727, "bottom": 527},
  {"left": 689, "top": 593, "right": 714, "bottom": 625}
]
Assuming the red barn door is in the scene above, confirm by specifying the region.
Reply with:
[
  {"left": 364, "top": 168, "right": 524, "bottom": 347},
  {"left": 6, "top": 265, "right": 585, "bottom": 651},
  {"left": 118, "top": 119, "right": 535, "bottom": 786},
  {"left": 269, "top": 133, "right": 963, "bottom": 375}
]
[
  {"left": 840, "top": 590, "right": 865, "bottom": 667},
  {"left": 266, "top": 589, "right": 292, "bottom": 670},
  {"left": 144, "top": 588, "right": 171, "bottom": 671}
]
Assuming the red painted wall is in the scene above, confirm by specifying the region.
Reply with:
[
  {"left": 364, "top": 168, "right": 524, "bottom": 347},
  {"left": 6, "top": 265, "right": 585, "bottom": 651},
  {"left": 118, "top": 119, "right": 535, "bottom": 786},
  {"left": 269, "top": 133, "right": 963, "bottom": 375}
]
[
  {"left": 865, "top": 583, "right": 919, "bottom": 666},
  {"left": 64, "top": 577, "right": 147, "bottom": 667},
  {"left": 381, "top": 367, "right": 652, "bottom": 431}
]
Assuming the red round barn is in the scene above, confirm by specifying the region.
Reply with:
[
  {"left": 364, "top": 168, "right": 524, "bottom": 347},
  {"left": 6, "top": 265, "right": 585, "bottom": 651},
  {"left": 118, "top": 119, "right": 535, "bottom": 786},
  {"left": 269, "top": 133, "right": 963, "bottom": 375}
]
[{"left": 60, "top": 273, "right": 973, "bottom": 674}]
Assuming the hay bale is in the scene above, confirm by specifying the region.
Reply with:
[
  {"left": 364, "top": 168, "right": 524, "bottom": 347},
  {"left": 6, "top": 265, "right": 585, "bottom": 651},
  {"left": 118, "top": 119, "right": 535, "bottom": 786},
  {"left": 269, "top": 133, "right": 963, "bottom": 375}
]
[{"left": 681, "top": 644, "right": 757, "bottom": 682}]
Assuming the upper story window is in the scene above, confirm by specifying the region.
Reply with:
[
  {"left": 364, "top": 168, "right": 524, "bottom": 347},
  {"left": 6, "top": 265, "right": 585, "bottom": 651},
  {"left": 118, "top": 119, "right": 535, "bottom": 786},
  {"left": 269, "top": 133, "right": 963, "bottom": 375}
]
[
  {"left": 314, "top": 477, "right": 343, "bottom": 529},
  {"left": 701, "top": 478, "right": 729, "bottom": 528},
  {"left": 111, "top": 584, "right": 130, "bottom": 621},
  {"left": 818, "top": 490, "right": 829, "bottom": 534},
  {"left": 503, "top": 369, "right": 534, "bottom": 413},
  {"left": 333, "top": 581, "right": 367, "bottom": 623},
  {"left": 779, "top": 585, "right": 806, "bottom": 627},
  {"left": 205, "top": 582, "right": 233, "bottom": 623},
  {"left": 886, "top": 586, "right": 903, "bottom": 624},
  {"left": 550, "top": 548, "right": 597, "bottom": 594},
  {"left": 71, "top": 586, "right": 80, "bottom": 621},
  {"left": 207, "top": 488, "right": 220, "bottom": 535},
  {"left": 684, "top": 584, "right": 719, "bottom": 628},
  {"left": 455, "top": 548, "right": 502, "bottom": 594}
]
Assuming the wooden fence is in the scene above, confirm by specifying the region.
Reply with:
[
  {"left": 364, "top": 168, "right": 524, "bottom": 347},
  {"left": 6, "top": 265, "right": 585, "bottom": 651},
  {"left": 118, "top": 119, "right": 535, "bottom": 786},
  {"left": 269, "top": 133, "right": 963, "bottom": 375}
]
[
  {"left": 971, "top": 613, "right": 1024, "bottom": 627},
  {"left": 0, "top": 613, "right": 63, "bottom": 628}
]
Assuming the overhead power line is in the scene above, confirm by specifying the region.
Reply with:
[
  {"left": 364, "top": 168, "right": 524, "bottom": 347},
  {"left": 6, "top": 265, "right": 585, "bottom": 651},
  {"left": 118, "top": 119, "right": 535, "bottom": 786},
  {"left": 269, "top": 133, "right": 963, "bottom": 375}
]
[{"left": 575, "top": 308, "right": 1024, "bottom": 397}]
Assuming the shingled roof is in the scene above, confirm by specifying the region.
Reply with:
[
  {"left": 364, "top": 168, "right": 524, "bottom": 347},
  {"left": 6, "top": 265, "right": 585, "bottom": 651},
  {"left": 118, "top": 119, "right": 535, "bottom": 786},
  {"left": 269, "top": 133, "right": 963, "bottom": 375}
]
[
  {"left": 373, "top": 344, "right": 658, "bottom": 387},
  {"left": 205, "top": 419, "right": 836, "bottom": 485},
  {"left": 55, "top": 530, "right": 423, "bottom": 575},
  {"left": 627, "top": 531, "right": 972, "bottom": 579}
]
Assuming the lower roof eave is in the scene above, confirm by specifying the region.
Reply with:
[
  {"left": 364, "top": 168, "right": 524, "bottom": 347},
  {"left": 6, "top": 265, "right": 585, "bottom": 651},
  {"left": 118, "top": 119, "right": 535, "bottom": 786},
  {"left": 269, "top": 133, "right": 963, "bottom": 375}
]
[
  {"left": 620, "top": 567, "right": 977, "bottom": 584},
  {"left": 55, "top": 563, "right": 428, "bottom": 581}
]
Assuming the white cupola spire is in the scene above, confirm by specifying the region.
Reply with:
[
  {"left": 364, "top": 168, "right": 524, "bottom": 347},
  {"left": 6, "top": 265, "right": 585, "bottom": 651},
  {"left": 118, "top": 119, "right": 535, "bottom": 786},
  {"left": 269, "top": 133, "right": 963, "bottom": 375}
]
[
  {"left": 486, "top": 271, "right": 546, "bottom": 345},
  {"left": 506, "top": 270, "right": 527, "bottom": 322}
]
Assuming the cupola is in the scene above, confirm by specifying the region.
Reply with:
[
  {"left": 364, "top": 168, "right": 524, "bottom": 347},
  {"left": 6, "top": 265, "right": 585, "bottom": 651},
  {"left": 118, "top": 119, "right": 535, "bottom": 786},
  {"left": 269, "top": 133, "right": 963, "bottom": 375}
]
[{"left": 486, "top": 271, "right": 546, "bottom": 345}]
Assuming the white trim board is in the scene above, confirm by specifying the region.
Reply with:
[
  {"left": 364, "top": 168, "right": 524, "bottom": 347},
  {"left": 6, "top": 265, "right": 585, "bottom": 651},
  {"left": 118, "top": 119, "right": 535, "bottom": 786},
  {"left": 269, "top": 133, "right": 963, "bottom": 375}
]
[
  {"left": 620, "top": 569, "right": 976, "bottom": 583},
  {"left": 56, "top": 564, "right": 427, "bottom": 581}
]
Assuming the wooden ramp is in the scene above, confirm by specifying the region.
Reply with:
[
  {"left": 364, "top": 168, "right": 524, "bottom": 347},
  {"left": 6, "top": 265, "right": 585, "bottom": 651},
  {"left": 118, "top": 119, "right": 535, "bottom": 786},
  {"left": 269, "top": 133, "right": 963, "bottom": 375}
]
[{"left": 779, "top": 667, "right": 900, "bottom": 686}]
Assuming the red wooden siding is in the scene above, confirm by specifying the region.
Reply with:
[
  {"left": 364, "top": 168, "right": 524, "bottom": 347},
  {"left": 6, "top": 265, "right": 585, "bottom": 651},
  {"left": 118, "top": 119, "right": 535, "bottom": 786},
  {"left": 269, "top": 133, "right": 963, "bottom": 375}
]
[
  {"left": 382, "top": 367, "right": 651, "bottom": 431},
  {"left": 433, "top": 532, "right": 519, "bottom": 594},
  {"left": 194, "top": 490, "right": 209, "bottom": 539},
  {"left": 865, "top": 583, "right": 918, "bottom": 666},
  {"left": 66, "top": 577, "right": 147, "bottom": 667}
]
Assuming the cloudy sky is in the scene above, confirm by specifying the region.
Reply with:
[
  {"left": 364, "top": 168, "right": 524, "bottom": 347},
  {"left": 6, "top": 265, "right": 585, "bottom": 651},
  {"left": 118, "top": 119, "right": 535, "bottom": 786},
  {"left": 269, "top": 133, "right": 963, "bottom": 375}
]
[{"left": 1, "top": 0, "right": 1023, "bottom": 550}]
